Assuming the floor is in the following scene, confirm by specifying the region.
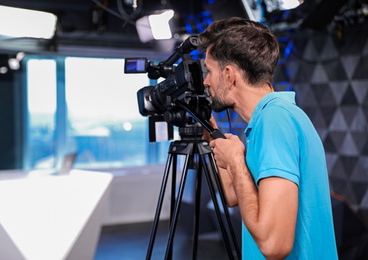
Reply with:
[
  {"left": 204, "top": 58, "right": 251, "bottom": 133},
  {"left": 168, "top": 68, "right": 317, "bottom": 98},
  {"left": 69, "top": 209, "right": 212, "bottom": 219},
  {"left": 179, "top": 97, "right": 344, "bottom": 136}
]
[
  {"left": 94, "top": 218, "right": 368, "bottom": 260},
  {"left": 94, "top": 220, "right": 232, "bottom": 260}
]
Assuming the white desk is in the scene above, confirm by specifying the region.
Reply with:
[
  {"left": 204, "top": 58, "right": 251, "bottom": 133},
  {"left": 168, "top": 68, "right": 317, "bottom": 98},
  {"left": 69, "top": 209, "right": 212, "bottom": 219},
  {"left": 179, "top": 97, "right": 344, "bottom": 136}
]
[{"left": 0, "top": 170, "right": 113, "bottom": 260}]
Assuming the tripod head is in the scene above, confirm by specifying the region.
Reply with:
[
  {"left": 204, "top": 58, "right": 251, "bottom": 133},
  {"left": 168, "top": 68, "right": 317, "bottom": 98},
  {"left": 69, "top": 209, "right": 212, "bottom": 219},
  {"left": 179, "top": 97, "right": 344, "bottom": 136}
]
[
  {"left": 177, "top": 123, "right": 204, "bottom": 141},
  {"left": 174, "top": 99, "right": 226, "bottom": 140}
]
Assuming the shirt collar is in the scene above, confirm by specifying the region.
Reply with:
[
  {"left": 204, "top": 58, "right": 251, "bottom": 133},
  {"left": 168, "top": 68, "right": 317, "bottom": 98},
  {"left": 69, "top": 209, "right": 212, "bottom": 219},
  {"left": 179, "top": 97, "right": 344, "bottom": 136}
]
[{"left": 245, "top": 91, "right": 296, "bottom": 137}]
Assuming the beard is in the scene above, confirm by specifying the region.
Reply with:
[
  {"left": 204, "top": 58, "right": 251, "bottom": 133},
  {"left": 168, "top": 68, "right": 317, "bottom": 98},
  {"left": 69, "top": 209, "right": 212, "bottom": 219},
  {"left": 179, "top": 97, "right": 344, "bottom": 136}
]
[
  {"left": 211, "top": 95, "right": 232, "bottom": 112},
  {"left": 206, "top": 77, "right": 233, "bottom": 112}
]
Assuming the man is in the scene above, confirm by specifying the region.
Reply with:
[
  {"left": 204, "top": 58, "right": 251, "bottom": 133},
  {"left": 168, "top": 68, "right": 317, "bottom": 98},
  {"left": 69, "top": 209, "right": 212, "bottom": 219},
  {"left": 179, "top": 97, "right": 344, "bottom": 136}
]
[{"left": 199, "top": 17, "right": 338, "bottom": 259}]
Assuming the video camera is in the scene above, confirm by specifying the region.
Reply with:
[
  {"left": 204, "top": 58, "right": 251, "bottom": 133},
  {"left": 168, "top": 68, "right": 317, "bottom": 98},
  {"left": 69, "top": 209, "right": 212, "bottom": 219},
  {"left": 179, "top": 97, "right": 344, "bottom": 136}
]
[{"left": 125, "top": 35, "right": 212, "bottom": 142}]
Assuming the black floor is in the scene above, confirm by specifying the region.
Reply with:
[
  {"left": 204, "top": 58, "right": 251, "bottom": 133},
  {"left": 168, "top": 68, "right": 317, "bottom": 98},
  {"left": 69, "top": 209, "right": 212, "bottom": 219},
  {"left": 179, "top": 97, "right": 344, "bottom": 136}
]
[{"left": 94, "top": 220, "right": 230, "bottom": 260}]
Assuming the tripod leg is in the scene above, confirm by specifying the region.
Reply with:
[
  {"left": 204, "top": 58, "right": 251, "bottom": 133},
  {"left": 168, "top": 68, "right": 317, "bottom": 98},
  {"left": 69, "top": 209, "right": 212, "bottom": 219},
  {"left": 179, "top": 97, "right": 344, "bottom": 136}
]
[
  {"left": 208, "top": 153, "right": 242, "bottom": 259},
  {"left": 192, "top": 157, "right": 202, "bottom": 260},
  {"left": 146, "top": 153, "right": 173, "bottom": 260},
  {"left": 199, "top": 154, "right": 235, "bottom": 260},
  {"left": 170, "top": 155, "right": 177, "bottom": 219},
  {"left": 167, "top": 155, "right": 177, "bottom": 260},
  {"left": 164, "top": 154, "right": 192, "bottom": 260}
]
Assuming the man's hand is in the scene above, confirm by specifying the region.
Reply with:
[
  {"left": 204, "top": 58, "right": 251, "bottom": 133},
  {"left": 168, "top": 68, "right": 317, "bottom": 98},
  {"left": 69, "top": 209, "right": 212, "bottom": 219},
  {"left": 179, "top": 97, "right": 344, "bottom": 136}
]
[
  {"left": 209, "top": 133, "right": 245, "bottom": 173},
  {"left": 203, "top": 114, "right": 218, "bottom": 142}
]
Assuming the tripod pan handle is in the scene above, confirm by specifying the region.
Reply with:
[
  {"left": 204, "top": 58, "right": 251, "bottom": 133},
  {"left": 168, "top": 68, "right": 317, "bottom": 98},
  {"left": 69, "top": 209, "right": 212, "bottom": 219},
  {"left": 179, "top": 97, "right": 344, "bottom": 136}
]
[{"left": 210, "top": 129, "right": 226, "bottom": 139}]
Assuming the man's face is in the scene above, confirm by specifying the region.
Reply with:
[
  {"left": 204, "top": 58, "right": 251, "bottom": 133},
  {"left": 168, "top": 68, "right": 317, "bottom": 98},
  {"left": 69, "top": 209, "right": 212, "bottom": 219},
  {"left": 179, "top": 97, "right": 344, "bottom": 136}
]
[{"left": 203, "top": 53, "right": 232, "bottom": 112}]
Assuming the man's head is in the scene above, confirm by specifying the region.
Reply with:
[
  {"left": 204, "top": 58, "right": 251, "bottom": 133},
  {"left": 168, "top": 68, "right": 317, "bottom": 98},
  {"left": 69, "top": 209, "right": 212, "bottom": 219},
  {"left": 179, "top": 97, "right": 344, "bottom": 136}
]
[{"left": 199, "top": 17, "right": 279, "bottom": 88}]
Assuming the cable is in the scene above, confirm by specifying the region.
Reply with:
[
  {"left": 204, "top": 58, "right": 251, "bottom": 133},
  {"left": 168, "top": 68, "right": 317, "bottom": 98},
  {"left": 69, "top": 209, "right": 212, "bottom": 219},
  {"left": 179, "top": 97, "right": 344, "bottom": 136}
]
[
  {"left": 226, "top": 108, "right": 232, "bottom": 134},
  {"left": 116, "top": 0, "right": 143, "bottom": 28},
  {"left": 91, "top": 0, "right": 136, "bottom": 26}
]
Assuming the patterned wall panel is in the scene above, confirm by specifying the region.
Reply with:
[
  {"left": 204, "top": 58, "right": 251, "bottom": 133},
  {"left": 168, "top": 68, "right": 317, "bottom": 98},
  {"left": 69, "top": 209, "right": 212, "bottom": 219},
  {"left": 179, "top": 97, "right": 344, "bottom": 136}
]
[{"left": 286, "top": 21, "right": 368, "bottom": 223}]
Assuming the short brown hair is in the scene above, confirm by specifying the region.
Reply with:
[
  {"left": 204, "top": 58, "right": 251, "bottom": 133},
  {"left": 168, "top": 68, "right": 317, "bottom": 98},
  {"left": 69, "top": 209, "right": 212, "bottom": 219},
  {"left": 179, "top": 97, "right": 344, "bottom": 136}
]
[{"left": 198, "top": 17, "right": 279, "bottom": 87}]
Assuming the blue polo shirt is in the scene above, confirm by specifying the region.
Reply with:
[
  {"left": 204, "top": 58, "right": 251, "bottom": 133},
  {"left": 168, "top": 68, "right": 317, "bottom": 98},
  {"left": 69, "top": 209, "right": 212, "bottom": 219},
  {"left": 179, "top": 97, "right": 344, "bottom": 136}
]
[{"left": 242, "top": 91, "right": 338, "bottom": 259}]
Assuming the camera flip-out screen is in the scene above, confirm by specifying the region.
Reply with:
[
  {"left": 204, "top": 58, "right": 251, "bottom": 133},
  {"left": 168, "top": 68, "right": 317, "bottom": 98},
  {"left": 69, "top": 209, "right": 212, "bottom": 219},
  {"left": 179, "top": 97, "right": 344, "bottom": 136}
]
[{"left": 124, "top": 58, "right": 147, "bottom": 73}]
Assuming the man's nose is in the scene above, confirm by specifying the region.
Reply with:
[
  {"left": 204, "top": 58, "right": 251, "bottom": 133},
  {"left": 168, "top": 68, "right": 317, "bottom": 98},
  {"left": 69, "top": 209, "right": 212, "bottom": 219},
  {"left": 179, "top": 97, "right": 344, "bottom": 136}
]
[{"left": 203, "top": 75, "right": 209, "bottom": 88}]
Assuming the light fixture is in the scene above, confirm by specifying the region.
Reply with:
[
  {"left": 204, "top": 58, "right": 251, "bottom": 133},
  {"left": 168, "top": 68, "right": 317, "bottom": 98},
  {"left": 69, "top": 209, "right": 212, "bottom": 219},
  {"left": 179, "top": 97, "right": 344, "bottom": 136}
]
[
  {"left": 8, "top": 58, "right": 20, "bottom": 70},
  {"left": 279, "top": 0, "right": 303, "bottom": 10},
  {"left": 0, "top": 5, "right": 57, "bottom": 39},
  {"left": 136, "top": 9, "right": 174, "bottom": 43},
  {"left": 8, "top": 52, "right": 25, "bottom": 70},
  {"left": 0, "top": 66, "right": 8, "bottom": 74},
  {"left": 0, "top": 55, "right": 8, "bottom": 74},
  {"left": 0, "top": 52, "right": 26, "bottom": 74},
  {"left": 263, "top": 0, "right": 303, "bottom": 12},
  {"left": 241, "top": 0, "right": 264, "bottom": 22}
]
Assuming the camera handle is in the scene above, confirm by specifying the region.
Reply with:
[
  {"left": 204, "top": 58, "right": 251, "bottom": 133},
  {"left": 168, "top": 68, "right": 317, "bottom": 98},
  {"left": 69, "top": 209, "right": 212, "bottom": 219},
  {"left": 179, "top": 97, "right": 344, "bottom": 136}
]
[{"left": 174, "top": 99, "right": 226, "bottom": 139}]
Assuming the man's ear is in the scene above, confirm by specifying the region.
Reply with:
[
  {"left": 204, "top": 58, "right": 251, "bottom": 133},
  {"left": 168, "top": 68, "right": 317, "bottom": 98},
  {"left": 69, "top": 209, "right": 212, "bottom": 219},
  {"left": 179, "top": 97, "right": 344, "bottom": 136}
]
[{"left": 223, "top": 65, "right": 237, "bottom": 89}]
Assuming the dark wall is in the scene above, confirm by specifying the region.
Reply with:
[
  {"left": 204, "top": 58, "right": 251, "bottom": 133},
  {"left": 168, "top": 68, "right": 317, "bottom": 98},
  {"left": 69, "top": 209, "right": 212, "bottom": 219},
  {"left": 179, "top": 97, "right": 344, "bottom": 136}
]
[
  {"left": 0, "top": 55, "right": 22, "bottom": 170},
  {"left": 0, "top": 68, "right": 16, "bottom": 169},
  {"left": 285, "top": 21, "right": 368, "bottom": 224}
]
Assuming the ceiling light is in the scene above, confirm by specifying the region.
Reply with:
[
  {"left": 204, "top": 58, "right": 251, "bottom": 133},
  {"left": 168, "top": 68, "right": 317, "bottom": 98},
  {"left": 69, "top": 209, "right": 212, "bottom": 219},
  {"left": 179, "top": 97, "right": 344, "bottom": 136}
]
[
  {"left": 8, "top": 58, "right": 20, "bottom": 70},
  {"left": 149, "top": 10, "right": 174, "bottom": 40},
  {"left": 279, "top": 0, "right": 303, "bottom": 10},
  {"left": 264, "top": 0, "right": 303, "bottom": 12},
  {"left": 0, "top": 5, "right": 57, "bottom": 39},
  {"left": 136, "top": 9, "right": 174, "bottom": 43},
  {"left": 0, "top": 66, "right": 8, "bottom": 74}
]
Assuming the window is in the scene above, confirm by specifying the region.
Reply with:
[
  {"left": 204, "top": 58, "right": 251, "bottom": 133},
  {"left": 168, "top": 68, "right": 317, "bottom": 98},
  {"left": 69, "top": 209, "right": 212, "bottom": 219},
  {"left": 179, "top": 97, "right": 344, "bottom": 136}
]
[
  {"left": 26, "top": 56, "right": 170, "bottom": 171},
  {"left": 26, "top": 59, "right": 57, "bottom": 169}
]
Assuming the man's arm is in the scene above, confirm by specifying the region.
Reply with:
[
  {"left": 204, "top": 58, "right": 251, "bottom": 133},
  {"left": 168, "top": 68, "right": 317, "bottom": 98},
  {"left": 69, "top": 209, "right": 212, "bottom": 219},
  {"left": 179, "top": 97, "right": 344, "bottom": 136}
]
[
  {"left": 210, "top": 134, "right": 298, "bottom": 260},
  {"left": 203, "top": 115, "right": 238, "bottom": 207},
  {"left": 217, "top": 167, "right": 238, "bottom": 207}
]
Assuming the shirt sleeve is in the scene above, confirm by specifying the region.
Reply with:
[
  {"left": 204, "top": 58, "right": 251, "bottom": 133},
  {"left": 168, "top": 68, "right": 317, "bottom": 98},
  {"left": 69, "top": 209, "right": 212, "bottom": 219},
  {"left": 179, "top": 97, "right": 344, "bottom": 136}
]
[{"left": 250, "top": 105, "right": 300, "bottom": 186}]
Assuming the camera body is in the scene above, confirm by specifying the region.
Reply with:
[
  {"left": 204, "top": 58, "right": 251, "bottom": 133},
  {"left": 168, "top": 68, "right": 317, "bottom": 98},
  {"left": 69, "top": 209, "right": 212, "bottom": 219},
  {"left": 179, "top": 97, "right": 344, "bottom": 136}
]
[{"left": 126, "top": 36, "right": 212, "bottom": 141}]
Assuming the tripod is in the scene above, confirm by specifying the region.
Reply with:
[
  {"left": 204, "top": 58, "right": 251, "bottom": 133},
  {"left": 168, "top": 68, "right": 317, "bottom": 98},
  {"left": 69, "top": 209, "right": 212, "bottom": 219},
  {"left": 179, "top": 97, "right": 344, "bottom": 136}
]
[{"left": 146, "top": 127, "right": 241, "bottom": 260}]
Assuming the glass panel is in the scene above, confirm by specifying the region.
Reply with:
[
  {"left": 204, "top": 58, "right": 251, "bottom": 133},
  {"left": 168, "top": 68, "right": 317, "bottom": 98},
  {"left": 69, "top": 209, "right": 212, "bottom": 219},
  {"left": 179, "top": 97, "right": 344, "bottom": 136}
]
[
  {"left": 27, "top": 59, "right": 57, "bottom": 169},
  {"left": 65, "top": 57, "right": 155, "bottom": 168}
]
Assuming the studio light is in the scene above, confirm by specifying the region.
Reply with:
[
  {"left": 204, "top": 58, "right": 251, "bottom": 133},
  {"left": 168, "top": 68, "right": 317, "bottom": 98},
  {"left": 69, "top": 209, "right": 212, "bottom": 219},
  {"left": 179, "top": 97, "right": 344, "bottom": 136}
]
[
  {"left": 279, "top": 0, "right": 303, "bottom": 10},
  {"left": 8, "top": 58, "right": 20, "bottom": 70},
  {"left": 0, "top": 55, "right": 8, "bottom": 74},
  {"left": 0, "top": 5, "right": 57, "bottom": 39},
  {"left": 136, "top": 9, "right": 174, "bottom": 43},
  {"left": 0, "top": 67, "right": 8, "bottom": 74},
  {"left": 263, "top": 0, "right": 303, "bottom": 12}
]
